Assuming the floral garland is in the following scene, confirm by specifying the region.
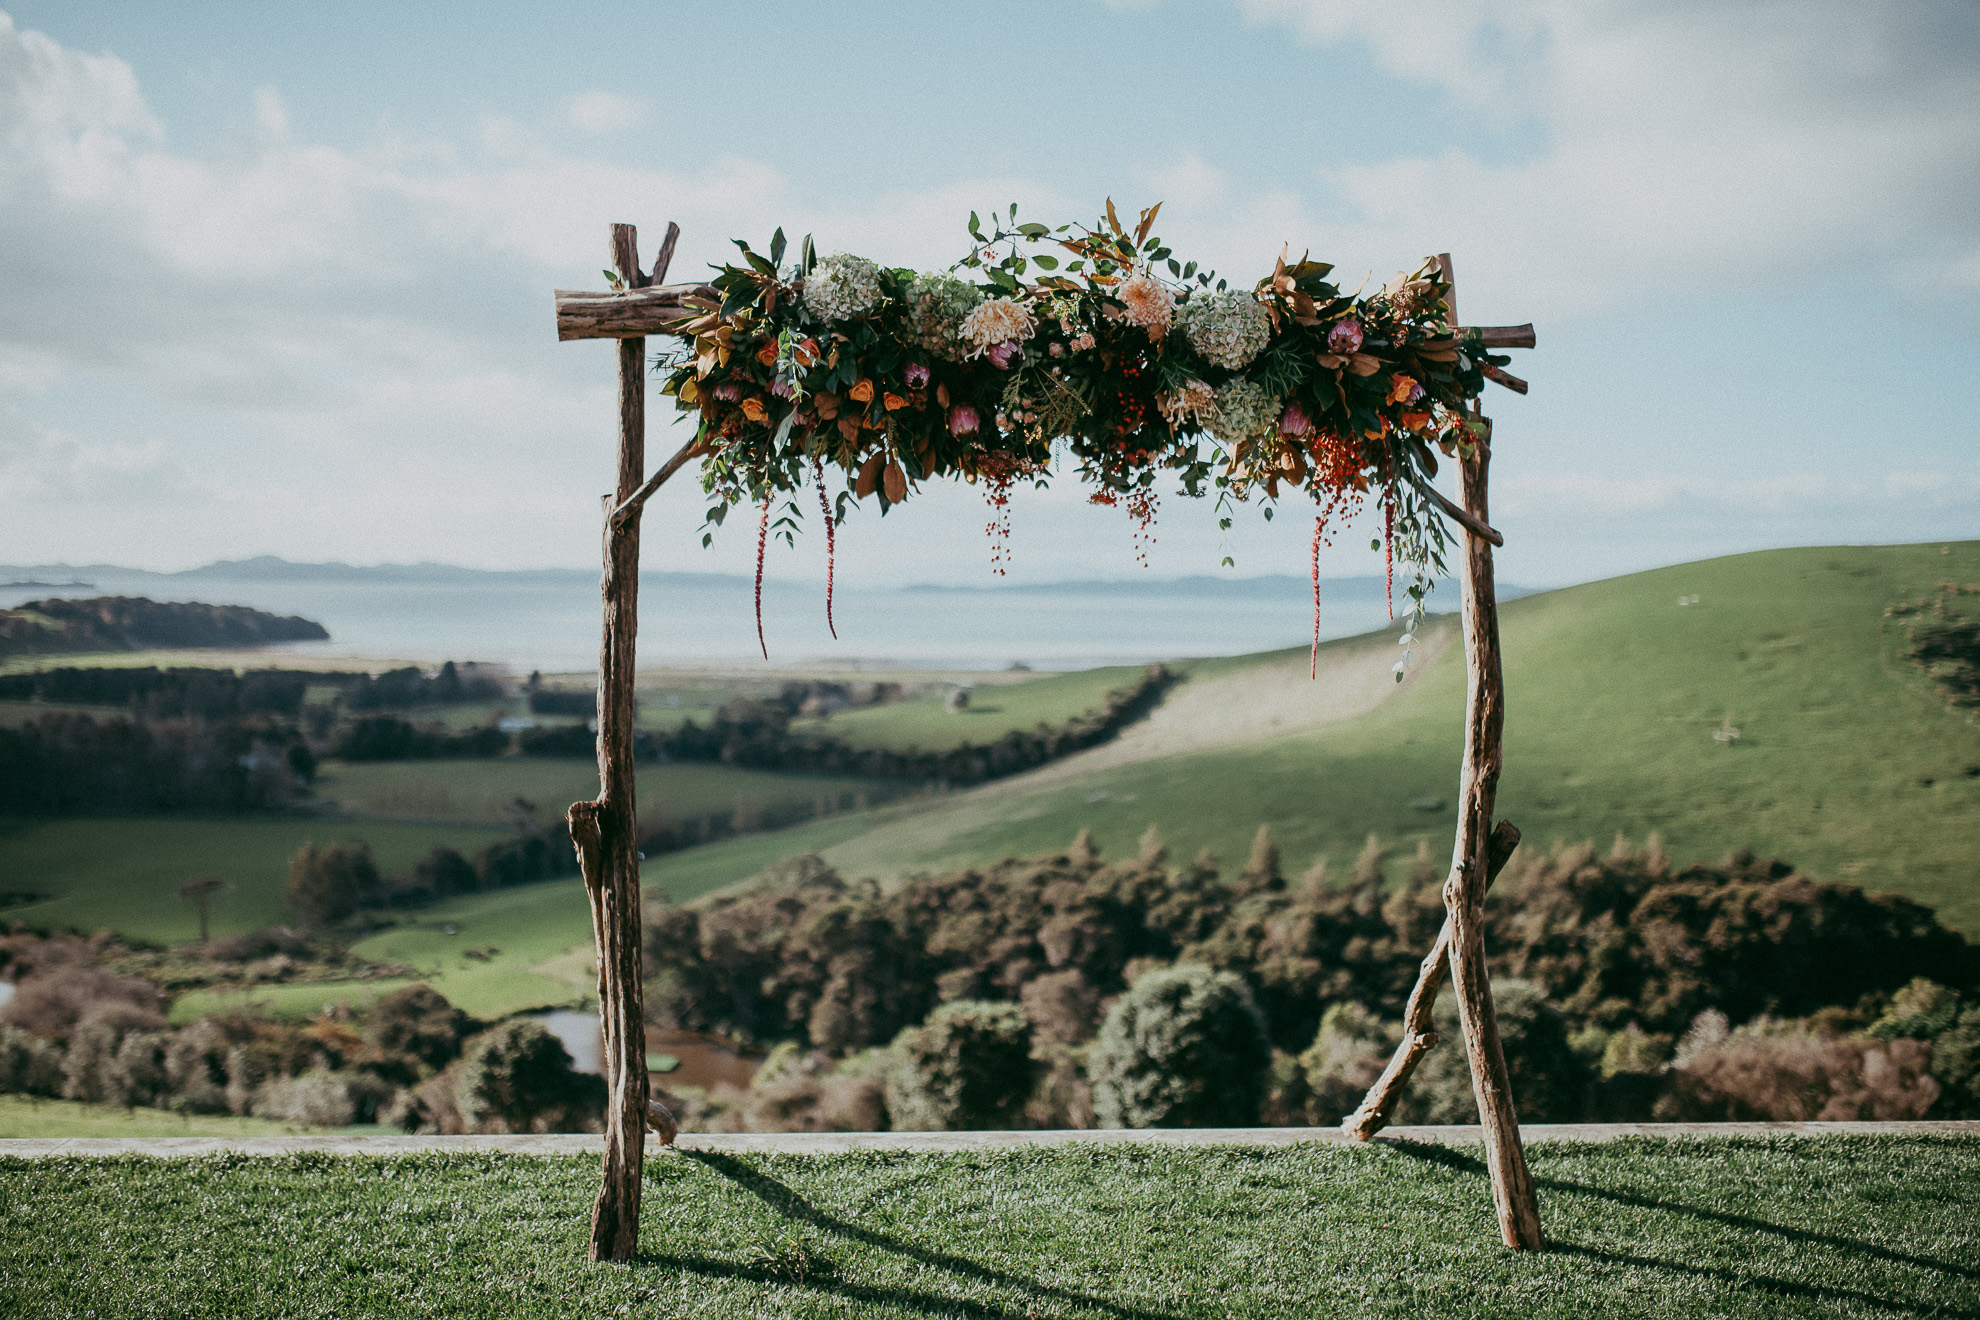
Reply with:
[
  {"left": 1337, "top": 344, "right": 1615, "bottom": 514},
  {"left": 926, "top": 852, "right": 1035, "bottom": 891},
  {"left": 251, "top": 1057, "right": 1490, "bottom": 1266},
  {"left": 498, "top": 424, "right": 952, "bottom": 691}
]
[{"left": 659, "top": 202, "right": 1510, "bottom": 670}]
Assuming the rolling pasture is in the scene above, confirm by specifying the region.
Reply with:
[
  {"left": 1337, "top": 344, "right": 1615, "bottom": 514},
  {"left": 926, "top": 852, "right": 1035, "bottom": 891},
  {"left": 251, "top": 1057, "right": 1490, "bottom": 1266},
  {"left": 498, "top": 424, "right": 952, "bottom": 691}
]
[{"left": 4, "top": 542, "right": 1976, "bottom": 1026}]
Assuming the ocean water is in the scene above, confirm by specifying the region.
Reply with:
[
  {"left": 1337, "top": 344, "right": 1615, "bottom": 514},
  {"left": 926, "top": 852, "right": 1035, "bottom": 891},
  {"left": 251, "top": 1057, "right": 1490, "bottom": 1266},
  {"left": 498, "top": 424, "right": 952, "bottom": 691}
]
[{"left": 0, "top": 563, "right": 1433, "bottom": 673}]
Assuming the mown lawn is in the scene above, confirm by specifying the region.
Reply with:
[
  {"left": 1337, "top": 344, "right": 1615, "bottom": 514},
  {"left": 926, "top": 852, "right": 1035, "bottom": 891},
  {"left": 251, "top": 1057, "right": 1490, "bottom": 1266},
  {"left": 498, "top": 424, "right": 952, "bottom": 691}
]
[{"left": 0, "top": 1136, "right": 1973, "bottom": 1318}]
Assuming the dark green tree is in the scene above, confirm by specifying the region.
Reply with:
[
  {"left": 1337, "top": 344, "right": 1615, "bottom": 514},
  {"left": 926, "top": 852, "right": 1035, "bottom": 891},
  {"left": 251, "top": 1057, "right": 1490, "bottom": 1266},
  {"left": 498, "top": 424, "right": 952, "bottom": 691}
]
[
  {"left": 1090, "top": 963, "right": 1271, "bottom": 1128},
  {"left": 286, "top": 843, "right": 380, "bottom": 926},
  {"left": 885, "top": 1000, "right": 1033, "bottom": 1131}
]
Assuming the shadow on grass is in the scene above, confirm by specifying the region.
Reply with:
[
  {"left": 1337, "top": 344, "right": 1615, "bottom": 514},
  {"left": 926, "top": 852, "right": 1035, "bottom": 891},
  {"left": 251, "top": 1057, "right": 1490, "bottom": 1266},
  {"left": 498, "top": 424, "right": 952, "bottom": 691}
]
[
  {"left": 1382, "top": 1138, "right": 1980, "bottom": 1317},
  {"left": 654, "top": 1149, "right": 1184, "bottom": 1320}
]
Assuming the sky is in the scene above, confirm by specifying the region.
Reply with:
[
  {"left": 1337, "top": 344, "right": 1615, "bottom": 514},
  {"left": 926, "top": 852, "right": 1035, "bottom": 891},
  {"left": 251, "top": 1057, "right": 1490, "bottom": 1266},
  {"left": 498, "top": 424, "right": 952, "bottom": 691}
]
[{"left": 1, "top": 0, "right": 1976, "bottom": 589}]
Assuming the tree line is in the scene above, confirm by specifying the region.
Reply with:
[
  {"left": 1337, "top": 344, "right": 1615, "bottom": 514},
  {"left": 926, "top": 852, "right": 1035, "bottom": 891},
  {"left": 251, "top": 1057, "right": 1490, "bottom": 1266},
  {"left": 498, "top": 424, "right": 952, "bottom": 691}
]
[{"left": 643, "top": 830, "right": 1980, "bottom": 1133}]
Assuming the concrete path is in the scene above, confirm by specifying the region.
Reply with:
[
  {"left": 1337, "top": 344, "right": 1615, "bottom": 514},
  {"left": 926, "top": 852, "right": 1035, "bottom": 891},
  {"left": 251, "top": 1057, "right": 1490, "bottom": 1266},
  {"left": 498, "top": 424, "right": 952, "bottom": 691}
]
[{"left": 4, "top": 1120, "right": 1975, "bottom": 1159}]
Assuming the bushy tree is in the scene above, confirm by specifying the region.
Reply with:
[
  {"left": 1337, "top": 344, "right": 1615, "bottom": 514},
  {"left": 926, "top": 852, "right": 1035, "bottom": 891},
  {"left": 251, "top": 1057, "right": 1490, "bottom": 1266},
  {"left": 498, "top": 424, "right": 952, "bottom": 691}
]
[
  {"left": 362, "top": 984, "right": 477, "bottom": 1083},
  {"left": 1867, "top": 979, "right": 1980, "bottom": 1119},
  {"left": 454, "top": 1020, "right": 603, "bottom": 1133},
  {"left": 885, "top": 1000, "right": 1033, "bottom": 1131},
  {"left": 0, "top": 1025, "right": 63, "bottom": 1096},
  {"left": 287, "top": 843, "right": 380, "bottom": 926},
  {"left": 1293, "top": 1001, "right": 1395, "bottom": 1124},
  {"left": 1090, "top": 964, "right": 1271, "bottom": 1128}
]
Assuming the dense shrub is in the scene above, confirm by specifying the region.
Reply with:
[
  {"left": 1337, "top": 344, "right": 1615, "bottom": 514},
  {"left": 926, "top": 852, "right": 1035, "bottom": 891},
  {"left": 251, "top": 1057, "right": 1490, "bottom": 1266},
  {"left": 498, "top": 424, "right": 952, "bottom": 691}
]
[
  {"left": 1090, "top": 964, "right": 1271, "bottom": 1129},
  {"left": 453, "top": 1020, "right": 604, "bottom": 1134},
  {"left": 885, "top": 1000, "right": 1034, "bottom": 1132},
  {"left": 342, "top": 662, "right": 505, "bottom": 711},
  {"left": 286, "top": 843, "right": 381, "bottom": 925},
  {"left": 0, "top": 713, "right": 312, "bottom": 814},
  {"left": 361, "top": 984, "right": 479, "bottom": 1084},
  {"left": 332, "top": 716, "right": 508, "bottom": 761},
  {"left": 1658, "top": 1010, "right": 1941, "bottom": 1121},
  {"left": 0, "top": 1025, "right": 63, "bottom": 1096}
]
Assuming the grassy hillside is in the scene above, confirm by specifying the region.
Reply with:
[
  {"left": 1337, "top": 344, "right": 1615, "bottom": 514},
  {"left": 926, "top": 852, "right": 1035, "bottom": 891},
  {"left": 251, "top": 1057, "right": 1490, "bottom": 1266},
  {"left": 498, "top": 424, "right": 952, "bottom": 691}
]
[
  {"left": 790, "top": 664, "right": 1146, "bottom": 751},
  {"left": 3, "top": 1137, "right": 1974, "bottom": 1317},
  {"left": 315, "top": 758, "right": 889, "bottom": 828},
  {"left": 806, "top": 542, "right": 1980, "bottom": 931},
  {"left": 0, "top": 817, "right": 507, "bottom": 944}
]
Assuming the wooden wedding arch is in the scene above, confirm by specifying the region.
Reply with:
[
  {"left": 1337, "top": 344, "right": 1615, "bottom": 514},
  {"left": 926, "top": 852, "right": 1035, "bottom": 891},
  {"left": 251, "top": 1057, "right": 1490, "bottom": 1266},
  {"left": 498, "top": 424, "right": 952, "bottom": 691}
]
[{"left": 550, "top": 219, "right": 1541, "bottom": 1262}]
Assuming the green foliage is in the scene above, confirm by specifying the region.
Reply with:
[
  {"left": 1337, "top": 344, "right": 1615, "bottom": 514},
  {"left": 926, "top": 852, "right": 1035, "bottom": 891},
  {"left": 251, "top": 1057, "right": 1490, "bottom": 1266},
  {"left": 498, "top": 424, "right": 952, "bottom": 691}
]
[
  {"left": 285, "top": 842, "right": 380, "bottom": 926},
  {"left": 1090, "top": 964, "right": 1271, "bottom": 1128},
  {"left": 453, "top": 1019, "right": 601, "bottom": 1134},
  {"left": 1869, "top": 978, "right": 1980, "bottom": 1118},
  {"left": 884, "top": 1000, "right": 1033, "bottom": 1131},
  {"left": 361, "top": 984, "right": 478, "bottom": 1084},
  {"left": 1400, "top": 981, "right": 1590, "bottom": 1124}
]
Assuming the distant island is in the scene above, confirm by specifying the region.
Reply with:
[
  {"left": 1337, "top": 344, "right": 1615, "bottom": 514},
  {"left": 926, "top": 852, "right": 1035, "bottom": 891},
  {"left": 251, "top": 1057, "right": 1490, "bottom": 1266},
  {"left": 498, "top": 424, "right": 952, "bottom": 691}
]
[
  {"left": 0, "top": 580, "right": 93, "bottom": 590},
  {"left": 0, "top": 596, "right": 329, "bottom": 659}
]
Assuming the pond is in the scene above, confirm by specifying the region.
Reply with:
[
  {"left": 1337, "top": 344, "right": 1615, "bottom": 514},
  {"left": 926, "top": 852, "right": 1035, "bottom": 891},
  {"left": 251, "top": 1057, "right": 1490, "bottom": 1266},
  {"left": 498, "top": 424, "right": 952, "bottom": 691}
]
[{"left": 527, "top": 1009, "right": 762, "bottom": 1092}]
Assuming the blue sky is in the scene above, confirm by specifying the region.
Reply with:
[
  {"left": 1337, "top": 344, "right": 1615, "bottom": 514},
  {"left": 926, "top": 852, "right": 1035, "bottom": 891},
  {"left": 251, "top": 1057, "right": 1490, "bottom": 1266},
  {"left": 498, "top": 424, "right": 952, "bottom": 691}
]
[{"left": 1, "top": 1, "right": 1976, "bottom": 589}]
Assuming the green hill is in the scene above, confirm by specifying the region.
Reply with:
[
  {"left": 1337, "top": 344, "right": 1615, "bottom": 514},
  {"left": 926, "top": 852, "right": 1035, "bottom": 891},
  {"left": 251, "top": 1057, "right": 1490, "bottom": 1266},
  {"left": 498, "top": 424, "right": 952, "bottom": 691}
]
[
  {"left": 803, "top": 541, "right": 1980, "bottom": 931},
  {"left": 10, "top": 541, "right": 1977, "bottom": 1023}
]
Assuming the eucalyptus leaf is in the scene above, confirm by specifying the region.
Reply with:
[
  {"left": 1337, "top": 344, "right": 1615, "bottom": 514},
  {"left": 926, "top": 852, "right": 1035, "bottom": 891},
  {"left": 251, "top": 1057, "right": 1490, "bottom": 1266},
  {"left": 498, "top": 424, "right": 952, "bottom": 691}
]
[{"left": 1032, "top": 254, "right": 1059, "bottom": 270}]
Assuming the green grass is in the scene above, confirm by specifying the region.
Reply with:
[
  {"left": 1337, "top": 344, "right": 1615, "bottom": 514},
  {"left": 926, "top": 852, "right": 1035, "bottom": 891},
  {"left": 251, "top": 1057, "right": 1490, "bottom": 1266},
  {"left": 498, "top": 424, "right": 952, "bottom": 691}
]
[
  {"left": 1, "top": 1136, "right": 1974, "bottom": 1317},
  {"left": 170, "top": 813, "right": 891, "bottom": 1023},
  {"left": 0, "top": 1094, "right": 319, "bottom": 1139},
  {"left": 791, "top": 666, "right": 1144, "bottom": 752},
  {"left": 810, "top": 543, "right": 1980, "bottom": 931},
  {"left": 0, "top": 816, "right": 507, "bottom": 945},
  {"left": 315, "top": 758, "right": 889, "bottom": 829}
]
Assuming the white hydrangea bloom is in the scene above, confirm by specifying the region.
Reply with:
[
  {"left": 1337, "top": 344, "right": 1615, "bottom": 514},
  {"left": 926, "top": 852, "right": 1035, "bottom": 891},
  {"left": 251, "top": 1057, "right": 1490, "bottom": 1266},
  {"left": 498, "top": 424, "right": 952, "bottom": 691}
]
[
  {"left": 1177, "top": 290, "right": 1273, "bottom": 371},
  {"left": 906, "top": 272, "right": 983, "bottom": 359},
  {"left": 803, "top": 253, "right": 885, "bottom": 323},
  {"left": 1209, "top": 379, "right": 1281, "bottom": 447}
]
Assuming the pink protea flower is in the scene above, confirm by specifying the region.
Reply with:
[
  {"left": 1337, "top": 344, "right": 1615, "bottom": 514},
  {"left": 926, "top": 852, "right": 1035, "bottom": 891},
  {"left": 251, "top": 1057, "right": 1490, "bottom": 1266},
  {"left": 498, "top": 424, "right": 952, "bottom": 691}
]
[
  {"left": 986, "top": 341, "right": 1020, "bottom": 369},
  {"left": 713, "top": 381, "right": 742, "bottom": 401},
  {"left": 904, "top": 362, "right": 931, "bottom": 388},
  {"left": 1327, "top": 319, "right": 1364, "bottom": 354},
  {"left": 768, "top": 377, "right": 794, "bottom": 399},
  {"left": 1279, "top": 400, "right": 1315, "bottom": 437},
  {"left": 949, "top": 402, "right": 981, "bottom": 436}
]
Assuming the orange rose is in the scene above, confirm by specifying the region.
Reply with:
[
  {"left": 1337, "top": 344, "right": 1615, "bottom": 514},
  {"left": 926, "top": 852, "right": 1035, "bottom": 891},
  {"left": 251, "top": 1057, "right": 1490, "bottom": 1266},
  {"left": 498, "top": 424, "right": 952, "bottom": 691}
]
[
  {"left": 740, "top": 397, "right": 767, "bottom": 422},
  {"left": 848, "top": 379, "right": 875, "bottom": 403},
  {"left": 883, "top": 392, "right": 908, "bottom": 412},
  {"left": 754, "top": 341, "right": 778, "bottom": 367},
  {"left": 1386, "top": 374, "right": 1419, "bottom": 405}
]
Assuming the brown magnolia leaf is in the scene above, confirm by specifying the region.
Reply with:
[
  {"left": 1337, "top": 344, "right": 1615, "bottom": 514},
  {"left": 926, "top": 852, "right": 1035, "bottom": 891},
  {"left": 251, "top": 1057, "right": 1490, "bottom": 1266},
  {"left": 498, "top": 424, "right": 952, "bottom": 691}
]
[
  {"left": 856, "top": 453, "right": 883, "bottom": 498},
  {"left": 1348, "top": 353, "right": 1382, "bottom": 377},
  {"left": 1133, "top": 201, "right": 1161, "bottom": 248},
  {"left": 936, "top": 382, "right": 951, "bottom": 408},
  {"left": 838, "top": 416, "right": 861, "bottom": 443},
  {"left": 1105, "top": 197, "right": 1121, "bottom": 234},
  {"left": 883, "top": 460, "right": 908, "bottom": 503},
  {"left": 812, "top": 392, "right": 840, "bottom": 420}
]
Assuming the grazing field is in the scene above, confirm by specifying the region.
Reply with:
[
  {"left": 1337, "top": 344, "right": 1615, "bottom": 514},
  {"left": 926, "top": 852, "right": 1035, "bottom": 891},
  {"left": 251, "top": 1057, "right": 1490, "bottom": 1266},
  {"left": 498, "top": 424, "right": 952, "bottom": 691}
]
[
  {"left": 172, "top": 813, "right": 891, "bottom": 1022},
  {"left": 790, "top": 664, "right": 1147, "bottom": 752},
  {"left": 809, "top": 542, "right": 1980, "bottom": 932},
  {"left": 315, "top": 758, "right": 890, "bottom": 828},
  {"left": 0, "top": 1095, "right": 320, "bottom": 1140},
  {"left": 0, "top": 816, "right": 507, "bottom": 945},
  {"left": 1, "top": 1135, "right": 1973, "bottom": 1317}
]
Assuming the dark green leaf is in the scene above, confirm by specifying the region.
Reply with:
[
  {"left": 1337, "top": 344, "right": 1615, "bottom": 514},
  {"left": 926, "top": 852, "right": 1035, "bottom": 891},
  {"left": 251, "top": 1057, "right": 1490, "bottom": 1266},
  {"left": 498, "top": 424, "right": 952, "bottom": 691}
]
[
  {"left": 769, "top": 228, "right": 787, "bottom": 267},
  {"left": 1167, "top": 259, "right": 1181, "bottom": 277},
  {"left": 1017, "top": 223, "right": 1049, "bottom": 239},
  {"left": 1184, "top": 261, "right": 1197, "bottom": 279},
  {"left": 1032, "top": 254, "right": 1059, "bottom": 270}
]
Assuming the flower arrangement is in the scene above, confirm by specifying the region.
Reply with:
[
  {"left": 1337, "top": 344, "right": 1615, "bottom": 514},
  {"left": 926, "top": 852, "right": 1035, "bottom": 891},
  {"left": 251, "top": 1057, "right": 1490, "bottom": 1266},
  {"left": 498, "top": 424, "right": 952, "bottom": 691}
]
[{"left": 658, "top": 201, "right": 1512, "bottom": 667}]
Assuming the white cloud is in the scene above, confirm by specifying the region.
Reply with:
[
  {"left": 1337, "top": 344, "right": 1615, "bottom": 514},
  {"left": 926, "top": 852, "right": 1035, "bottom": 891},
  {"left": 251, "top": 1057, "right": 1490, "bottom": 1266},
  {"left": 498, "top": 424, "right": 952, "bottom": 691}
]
[
  {"left": 1236, "top": 0, "right": 1980, "bottom": 320},
  {"left": 252, "top": 85, "right": 288, "bottom": 140},
  {"left": 566, "top": 90, "right": 645, "bottom": 134}
]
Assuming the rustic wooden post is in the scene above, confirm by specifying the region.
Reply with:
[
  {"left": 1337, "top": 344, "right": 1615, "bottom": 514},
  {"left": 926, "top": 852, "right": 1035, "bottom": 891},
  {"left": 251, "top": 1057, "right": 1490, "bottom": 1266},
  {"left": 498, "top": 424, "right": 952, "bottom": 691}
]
[
  {"left": 1341, "top": 256, "right": 1544, "bottom": 1250},
  {"left": 562, "top": 219, "right": 678, "bottom": 1264}
]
